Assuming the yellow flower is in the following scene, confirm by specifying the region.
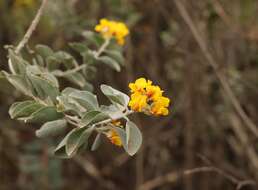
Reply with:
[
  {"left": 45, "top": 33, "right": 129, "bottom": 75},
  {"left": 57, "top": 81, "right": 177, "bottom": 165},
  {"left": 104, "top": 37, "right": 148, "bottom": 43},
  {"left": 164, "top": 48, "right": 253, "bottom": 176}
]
[
  {"left": 95, "top": 18, "right": 129, "bottom": 45},
  {"left": 146, "top": 85, "right": 163, "bottom": 101},
  {"left": 111, "top": 120, "right": 122, "bottom": 127},
  {"left": 129, "top": 78, "right": 152, "bottom": 93},
  {"left": 128, "top": 78, "right": 170, "bottom": 116},
  {"left": 106, "top": 129, "right": 122, "bottom": 146},
  {"left": 151, "top": 97, "right": 170, "bottom": 116},
  {"left": 128, "top": 92, "right": 148, "bottom": 112}
]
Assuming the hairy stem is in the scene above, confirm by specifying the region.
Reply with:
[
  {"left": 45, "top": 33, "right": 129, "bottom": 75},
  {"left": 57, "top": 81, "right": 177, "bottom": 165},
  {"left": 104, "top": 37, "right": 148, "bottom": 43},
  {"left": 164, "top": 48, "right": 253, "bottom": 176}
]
[{"left": 15, "top": 0, "right": 48, "bottom": 54}]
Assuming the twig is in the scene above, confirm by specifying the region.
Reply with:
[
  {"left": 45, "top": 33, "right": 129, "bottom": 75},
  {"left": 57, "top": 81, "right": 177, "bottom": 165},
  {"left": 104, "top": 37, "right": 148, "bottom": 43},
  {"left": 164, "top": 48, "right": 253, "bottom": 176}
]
[
  {"left": 15, "top": 0, "right": 48, "bottom": 54},
  {"left": 52, "top": 64, "right": 87, "bottom": 77},
  {"left": 139, "top": 166, "right": 257, "bottom": 190},
  {"left": 173, "top": 0, "right": 258, "bottom": 138},
  {"left": 95, "top": 38, "right": 110, "bottom": 58}
]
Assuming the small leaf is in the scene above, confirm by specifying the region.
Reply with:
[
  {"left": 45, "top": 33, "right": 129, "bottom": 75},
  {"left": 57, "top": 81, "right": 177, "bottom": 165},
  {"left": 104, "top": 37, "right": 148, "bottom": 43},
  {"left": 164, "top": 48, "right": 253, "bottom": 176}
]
[
  {"left": 35, "top": 44, "right": 54, "bottom": 58},
  {"left": 36, "top": 119, "right": 67, "bottom": 138},
  {"left": 8, "top": 50, "right": 28, "bottom": 75},
  {"left": 69, "top": 42, "right": 88, "bottom": 55},
  {"left": 26, "top": 66, "right": 59, "bottom": 102},
  {"left": 66, "top": 127, "right": 94, "bottom": 156},
  {"left": 104, "top": 50, "right": 124, "bottom": 65},
  {"left": 125, "top": 121, "right": 142, "bottom": 156},
  {"left": 100, "top": 105, "right": 124, "bottom": 120},
  {"left": 91, "top": 133, "right": 102, "bottom": 151},
  {"left": 81, "top": 110, "right": 109, "bottom": 127},
  {"left": 54, "top": 132, "right": 72, "bottom": 159},
  {"left": 98, "top": 56, "right": 121, "bottom": 72},
  {"left": 9, "top": 100, "right": 44, "bottom": 119},
  {"left": 64, "top": 73, "right": 86, "bottom": 88},
  {"left": 3, "top": 72, "right": 33, "bottom": 96},
  {"left": 56, "top": 95, "right": 85, "bottom": 117},
  {"left": 100, "top": 84, "right": 129, "bottom": 107},
  {"left": 82, "top": 31, "right": 104, "bottom": 47},
  {"left": 23, "top": 106, "right": 64, "bottom": 123},
  {"left": 69, "top": 90, "right": 99, "bottom": 111}
]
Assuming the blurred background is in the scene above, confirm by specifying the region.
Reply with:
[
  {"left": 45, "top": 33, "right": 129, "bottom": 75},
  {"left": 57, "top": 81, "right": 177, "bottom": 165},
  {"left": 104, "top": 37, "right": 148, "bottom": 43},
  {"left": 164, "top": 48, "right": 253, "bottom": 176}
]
[{"left": 1, "top": 0, "right": 258, "bottom": 189}]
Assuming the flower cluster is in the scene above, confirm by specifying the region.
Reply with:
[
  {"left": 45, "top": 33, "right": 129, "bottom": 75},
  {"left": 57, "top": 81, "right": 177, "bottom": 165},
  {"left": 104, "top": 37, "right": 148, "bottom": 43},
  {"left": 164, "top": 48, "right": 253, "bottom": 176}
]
[
  {"left": 128, "top": 78, "right": 170, "bottom": 116},
  {"left": 95, "top": 18, "right": 129, "bottom": 45},
  {"left": 105, "top": 120, "right": 123, "bottom": 146},
  {"left": 106, "top": 129, "right": 122, "bottom": 146}
]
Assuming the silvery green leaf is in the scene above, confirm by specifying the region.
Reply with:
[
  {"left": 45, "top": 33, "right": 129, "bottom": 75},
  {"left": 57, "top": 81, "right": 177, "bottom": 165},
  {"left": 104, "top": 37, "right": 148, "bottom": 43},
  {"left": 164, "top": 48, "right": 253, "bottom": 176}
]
[
  {"left": 91, "top": 133, "right": 102, "bottom": 151},
  {"left": 83, "top": 65, "right": 97, "bottom": 80},
  {"left": 9, "top": 100, "right": 44, "bottom": 119},
  {"left": 22, "top": 106, "right": 64, "bottom": 124},
  {"left": 81, "top": 110, "right": 109, "bottom": 127},
  {"left": 100, "top": 84, "right": 129, "bottom": 107},
  {"left": 64, "top": 73, "right": 86, "bottom": 88},
  {"left": 54, "top": 131, "right": 73, "bottom": 159},
  {"left": 35, "top": 44, "right": 54, "bottom": 58},
  {"left": 82, "top": 81, "right": 94, "bottom": 92},
  {"left": 56, "top": 95, "right": 85, "bottom": 117},
  {"left": 8, "top": 50, "right": 28, "bottom": 75},
  {"left": 26, "top": 66, "right": 59, "bottom": 102},
  {"left": 82, "top": 31, "right": 104, "bottom": 47},
  {"left": 69, "top": 42, "right": 88, "bottom": 55},
  {"left": 100, "top": 105, "right": 124, "bottom": 120},
  {"left": 36, "top": 119, "right": 67, "bottom": 138},
  {"left": 35, "top": 55, "right": 44, "bottom": 67},
  {"left": 46, "top": 56, "right": 60, "bottom": 71},
  {"left": 104, "top": 50, "right": 124, "bottom": 65},
  {"left": 69, "top": 90, "right": 99, "bottom": 111},
  {"left": 3, "top": 72, "right": 33, "bottom": 96},
  {"left": 125, "top": 121, "right": 142, "bottom": 156},
  {"left": 97, "top": 56, "right": 121, "bottom": 72},
  {"left": 65, "top": 127, "right": 94, "bottom": 156}
]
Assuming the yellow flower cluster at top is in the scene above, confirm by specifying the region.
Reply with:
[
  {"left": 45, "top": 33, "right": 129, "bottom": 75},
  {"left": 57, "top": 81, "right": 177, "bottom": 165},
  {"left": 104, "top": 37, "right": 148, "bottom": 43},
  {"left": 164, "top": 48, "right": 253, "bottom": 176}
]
[
  {"left": 95, "top": 18, "right": 129, "bottom": 45},
  {"left": 128, "top": 78, "right": 170, "bottom": 116}
]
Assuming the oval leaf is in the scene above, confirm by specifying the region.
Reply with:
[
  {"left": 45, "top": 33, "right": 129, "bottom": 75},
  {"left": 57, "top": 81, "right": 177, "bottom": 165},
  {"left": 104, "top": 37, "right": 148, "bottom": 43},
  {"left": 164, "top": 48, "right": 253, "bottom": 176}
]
[
  {"left": 66, "top": 127, "right": 94, "bottom": 156},
  {"left": 36, "top": 119, "right": 67, "bottom": 138},
  {"left": 100, "top": 84, "right": 129, "bottom": 107},
  {"left": 125, "top": 121, "right": 142, "bottom": 156},
  {"left": 9, "top": 100, "right": 44, "bottom": 119},
  {"left": 81, "top": 110, "right": 110, "bottom": 127}
]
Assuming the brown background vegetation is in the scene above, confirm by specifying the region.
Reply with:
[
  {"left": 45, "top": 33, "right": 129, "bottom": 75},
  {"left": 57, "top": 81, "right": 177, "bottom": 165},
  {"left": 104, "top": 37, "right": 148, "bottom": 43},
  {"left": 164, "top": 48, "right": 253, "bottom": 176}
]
[{"left": 1, "top": 0, "right": 258, "bottom": 190}]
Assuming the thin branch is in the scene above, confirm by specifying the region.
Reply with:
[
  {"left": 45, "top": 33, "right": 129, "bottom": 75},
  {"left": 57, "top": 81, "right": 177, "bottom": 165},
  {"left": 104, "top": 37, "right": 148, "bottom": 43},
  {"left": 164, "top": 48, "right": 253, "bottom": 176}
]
[
  {"left": 173, "top": 0, "right": 258, "bottom": 138},
  {"left": 95, "top": 38, "right": 110, "bottom": 58},
  {"left": 15, "top": 0, "right": 48, "bottom": 54},
  {"left": 52, "top": 64, "right": 87, "bottom": 77},
  {"left": 139, "top": 166, "right": 257, "bottom": 190}
]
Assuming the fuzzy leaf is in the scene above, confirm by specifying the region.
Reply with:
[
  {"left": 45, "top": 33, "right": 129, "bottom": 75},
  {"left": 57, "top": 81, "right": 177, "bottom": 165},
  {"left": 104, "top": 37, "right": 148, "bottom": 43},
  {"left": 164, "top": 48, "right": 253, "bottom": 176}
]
[
  {"left": 98, "top": 56, "right": 121, "bottom": 72},
  {"left": 36, "top": 119, "right": 67, "bottom": 138},
  {"left": 9, "top": 100, "right": 44, "bottom": 119},
  {"left": 69, "top": 90, "right": 99, "bottom": 111},
  {"left": 35, "top": 44, "right": 54, "bottom": 58},
  {"left": 81, "top": 110, "right": 109, "bottom": 127},
  {"left": 23, "top": 106, "right": 64, "bottom": 123},
  {"left": 91, "top": 133, "right": 102, "bottom": 151},
  {"left": 104, "top": 50, "right": 124, "bottom": 65},
  {"left": 100, "top": 84, "right": 129, "bottom": 107},
  {"left": 65, "top": 127, "right": 94, "bottom": 156},
  {"left": 125, "top": 121, "right": 142, "bottom": 156},
  {"left": 8, "top": 50, "right": 28, "bottom": 75}
]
